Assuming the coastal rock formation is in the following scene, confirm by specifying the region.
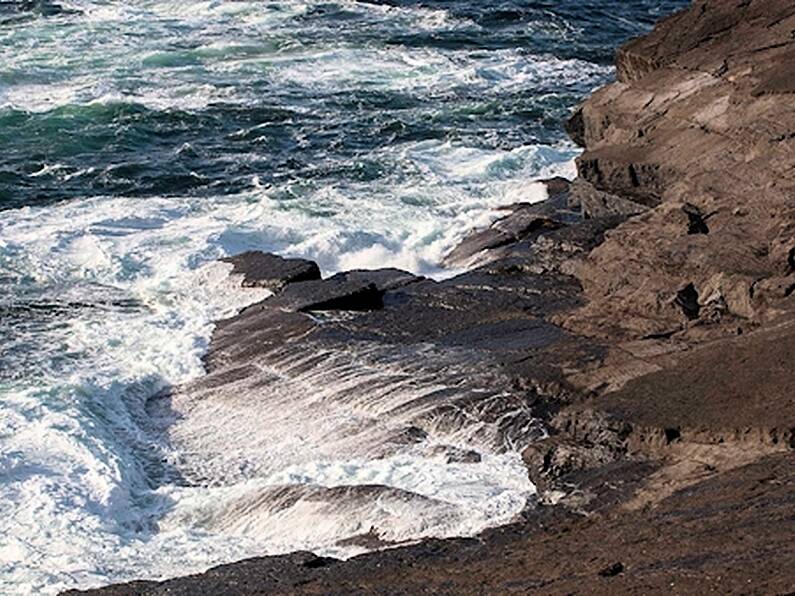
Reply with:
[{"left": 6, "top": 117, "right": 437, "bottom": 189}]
[
  {"left": 221, "top": 251, "right": 321, "bottom": 291},
  {"left": 565, "top": 0, "right": 795, "bottom": 339},
  {"left": 71, "top": 1, "right": 795, "bottom": 594}
]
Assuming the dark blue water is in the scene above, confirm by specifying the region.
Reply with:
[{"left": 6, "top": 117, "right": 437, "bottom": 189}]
[{"left": 0, "top": 0, "right": 687, "bottom": 210}]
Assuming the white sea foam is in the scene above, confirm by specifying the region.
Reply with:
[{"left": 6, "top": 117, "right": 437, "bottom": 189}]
[
  {"left": 0, "top": 0, "right": 597, "bottom": 592},
  {"left": 0, "top": 110, "right": 561, "bottom": 595},
  {"left": 0, "top": 136, "right": 571, "bottom": 592},
  {"left": 159, "top": 452, "right": 531, "bottom": 555},
  {"left": 0, "top": 0, "right": 609, "bottom": 115},
  {"left": 273, "top": 46, "right": 609, "bottom": 95}
]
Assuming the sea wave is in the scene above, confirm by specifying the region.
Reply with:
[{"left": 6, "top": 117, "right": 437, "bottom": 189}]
[{"left": 0, "top": 0, "right": 687, "bottom": 592}]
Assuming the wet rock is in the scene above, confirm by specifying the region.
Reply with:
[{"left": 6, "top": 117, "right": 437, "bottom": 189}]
[
  {"left": 268, "top": 268, "right": 421, "bottom": 313},
  {"left": 440, "top": 317, "right": 564, "bottom": 352},
  {"left": 430, "top": 445, "right": 483, "bottom": 464},
  {"left": 442, "top": 225, "right": 516, "bottom": 267},
  {"left": 442, "top": 185, "right": 591, "bottom": 268},
  {"left": 522, "top": 436, "right": 620, "bottom": 494},
  {"left": 443, "top": 208, "right": 565, "bottom": 267},
  {"left": 335, "top": 268, "right": 421, "bottom": 293},
  {"left": 221, "top": 251, "right": 320, "bottom": 292},
  {"left": 302, "top": 555, "right": 337, "bottom": 569},
  {"left": 272, "top": 276, "right": 385, "bottom": 312},
  {"left": 540, "top": 176, "right": 572, "bottom": 198},
  {"left": 388, "top": 425, "right": 428, "bottom": 446},
  {"left": 446, "top": 450, "right": 481, "bottom": 464}
]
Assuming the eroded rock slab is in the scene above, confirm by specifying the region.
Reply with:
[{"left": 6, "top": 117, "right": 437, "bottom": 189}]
[{"left": 221, "top": 251, "right": 321, "bottom": 291}]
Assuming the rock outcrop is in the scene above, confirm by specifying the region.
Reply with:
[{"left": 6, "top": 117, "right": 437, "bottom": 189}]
[
  {"left": 565, "top": 0, "right": 795, "bottom": 340},
  {"left": 70, "top": 1, "right": 795, "bottom": 594},
  {"left": 221, "top": 251, "right": 321, "bottom": 291}
]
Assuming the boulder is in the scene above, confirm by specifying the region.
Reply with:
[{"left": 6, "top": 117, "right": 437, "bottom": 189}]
[
  {"left": 268, "top": 269, "right": 420, "bottom": 313},
  {"left": 221, "top": 251, "right": 321, "bottom": 292},
  {"left": 272, "top": 276, "right": 384, "bottom": 312}
]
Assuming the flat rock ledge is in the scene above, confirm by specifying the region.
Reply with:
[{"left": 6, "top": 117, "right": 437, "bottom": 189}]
[{"left": 69, "top": 1, "right": 795, "bottom": 594}]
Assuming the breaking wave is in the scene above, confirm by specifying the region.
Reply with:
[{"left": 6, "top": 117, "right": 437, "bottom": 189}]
[{"left": 0, "top": 0, "right": 688, "bottom": 592}]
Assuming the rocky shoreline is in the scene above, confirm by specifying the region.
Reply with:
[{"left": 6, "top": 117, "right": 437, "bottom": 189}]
[{"left": 69, "top": 1, "right": 795, "bottom": 594}]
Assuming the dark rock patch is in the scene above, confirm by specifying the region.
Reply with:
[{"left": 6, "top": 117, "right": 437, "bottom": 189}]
[
  {"left": 664, "top": 427, "right": 681, "bottom": 444},
  {"left": 675, "top": 283, "right": 701, "bottom": 320},
  {"left": 440, "top": 318, "right": 564, "bottom": 352},
  {"left": 682, "top": 203, "right": 710, "bottom": 235},
  {"left": 266, "top": 267, "right": 421, "bottom": 313},
  {"left": 598, "top": 562, "right": 625, "bottom": 577},
  {"left": 565, "top": 108, "right": 586, "bottom": 148},
  {"left": 302, "top": 556, "right": 337, "bottom": 569},
  {"left": 540, "top": 176, "right": 572, "bottom": 198},
  {"left": 221, "top": 251, "right": 320, "bottom": 292}
]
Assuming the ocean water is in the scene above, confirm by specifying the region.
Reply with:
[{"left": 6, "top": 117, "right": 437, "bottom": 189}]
[{"left": 0, "top": 1, "right": 687, "bottom": 593}]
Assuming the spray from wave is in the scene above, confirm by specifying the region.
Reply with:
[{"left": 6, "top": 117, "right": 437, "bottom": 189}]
[{"left": 0, "top": 0, "right": 687, "bottom": 592}]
